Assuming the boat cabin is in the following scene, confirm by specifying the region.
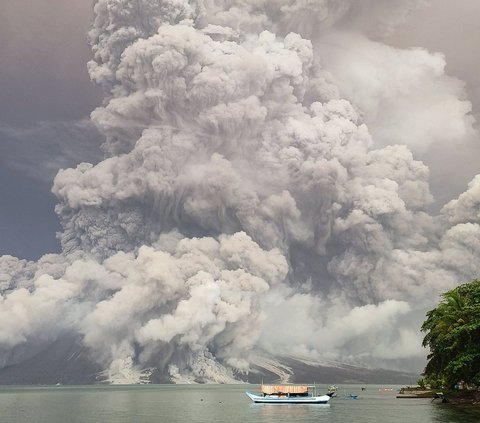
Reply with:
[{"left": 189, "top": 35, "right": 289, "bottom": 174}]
[{"left": 261, "top": 384, "right": 316, "bottom": 397}]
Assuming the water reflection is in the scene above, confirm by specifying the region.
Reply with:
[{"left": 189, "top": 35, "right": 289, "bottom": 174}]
[
  {"left": 247, "top": 403, "right": 331, "bottom": 422},
  {"left": 430, "top": 404, "right": 480, "bottom": 423}
]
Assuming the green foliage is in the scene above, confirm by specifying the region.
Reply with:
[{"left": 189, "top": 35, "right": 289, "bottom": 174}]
[
  {"left": 424, "top": 374, "right": 447, "bottom": 390},
  {"left": 421, "top": 279, "right": 480, "bottom": 388}
]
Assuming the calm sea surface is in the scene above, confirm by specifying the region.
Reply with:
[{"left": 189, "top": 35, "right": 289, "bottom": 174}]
[{"left": 0, "top": 384, "right": 479, "bottom": 423}]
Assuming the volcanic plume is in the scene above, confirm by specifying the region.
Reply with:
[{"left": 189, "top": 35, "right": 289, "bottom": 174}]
[{"left": 1, "top": 0, "right": 479, "bottom": 383}]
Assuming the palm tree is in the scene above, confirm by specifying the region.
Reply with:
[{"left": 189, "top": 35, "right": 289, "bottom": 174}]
[{"left": 422, "top": 280, "right": 480, "bottom": 387}]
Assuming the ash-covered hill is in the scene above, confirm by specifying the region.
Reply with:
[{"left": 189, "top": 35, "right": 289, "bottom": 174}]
[
  {"left": 0, "top": 336, "right": 417, "bottom": 385},
  {"left": 0, "top": 335, "right": 101, "bottom": 385}
]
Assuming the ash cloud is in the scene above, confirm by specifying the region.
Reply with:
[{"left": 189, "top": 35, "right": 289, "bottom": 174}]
[{"left": 1, "top": 0, "right": 479, "bottom": 382}]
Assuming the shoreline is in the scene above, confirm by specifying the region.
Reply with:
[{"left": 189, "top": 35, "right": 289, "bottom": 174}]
[{"left": 398, "top": 386, "right": 480, "bottom": 408}]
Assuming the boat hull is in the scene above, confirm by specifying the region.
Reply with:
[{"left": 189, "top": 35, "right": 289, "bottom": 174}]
[{"left": 246, "top": 391, "right": 330, "bottom": 404}]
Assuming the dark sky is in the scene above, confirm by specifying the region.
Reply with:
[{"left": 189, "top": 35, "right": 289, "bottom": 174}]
[
  {"left": 0, "top": 0, "right": 102, "bottom": 123},
  {"left": 0, "top": 0, "right": 103, "bottom": 259},
  {"left": 0, "top": 0, "right": 479, "bottom": 260},
  {"left": 0, "top": 165, "right": 60, "bottom": 257}
]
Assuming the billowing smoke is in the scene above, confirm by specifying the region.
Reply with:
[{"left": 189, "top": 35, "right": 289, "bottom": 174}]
[{"left": 1, "top": 0, "right": 479, "bottom": 383}]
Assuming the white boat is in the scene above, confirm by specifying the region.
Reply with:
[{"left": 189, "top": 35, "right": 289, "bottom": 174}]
[{"left": 246, "top": 383, "right": 331, "bottom": 404}]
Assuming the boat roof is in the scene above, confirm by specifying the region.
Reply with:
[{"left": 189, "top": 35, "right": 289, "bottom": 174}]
[{"left": 261, "top": 384, "right": 311, "bottom": 394}]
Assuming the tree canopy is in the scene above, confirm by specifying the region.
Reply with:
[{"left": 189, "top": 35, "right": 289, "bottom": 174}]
[{"left": 421, "top": 279, "right": 480, "bottom": 388}]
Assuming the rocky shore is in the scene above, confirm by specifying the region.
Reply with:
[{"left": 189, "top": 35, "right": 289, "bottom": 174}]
[
  {"left": 397, "top": 386, "right": 480, "bottom": 407},
  {"left": 445, "top": 390, "right": 480, "bottom": 407}
]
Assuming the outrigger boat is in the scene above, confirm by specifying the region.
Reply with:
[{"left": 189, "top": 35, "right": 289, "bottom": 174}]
[{"left": 246, "top": 383, "right": 331, "bottom": 404}]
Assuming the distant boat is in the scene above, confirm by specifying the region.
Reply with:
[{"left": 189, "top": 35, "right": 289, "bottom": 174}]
[
  {"left": 246, "top": 383, "right": 331, "bottom": 404},
  {"left": 328, "top": 385, "right": 339, "bottom": 397},
  {"left": 341, "top": 389, "right": 358, "bottom": 399}
]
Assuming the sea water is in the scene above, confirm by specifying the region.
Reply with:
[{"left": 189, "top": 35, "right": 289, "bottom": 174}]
[{"left": 0, "top": 384, "right": 478, "bottom": 423}]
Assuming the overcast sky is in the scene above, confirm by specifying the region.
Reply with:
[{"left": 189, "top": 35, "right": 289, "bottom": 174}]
[{"left": 0, "top": 0, "right": 479, "bottom": 260}]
